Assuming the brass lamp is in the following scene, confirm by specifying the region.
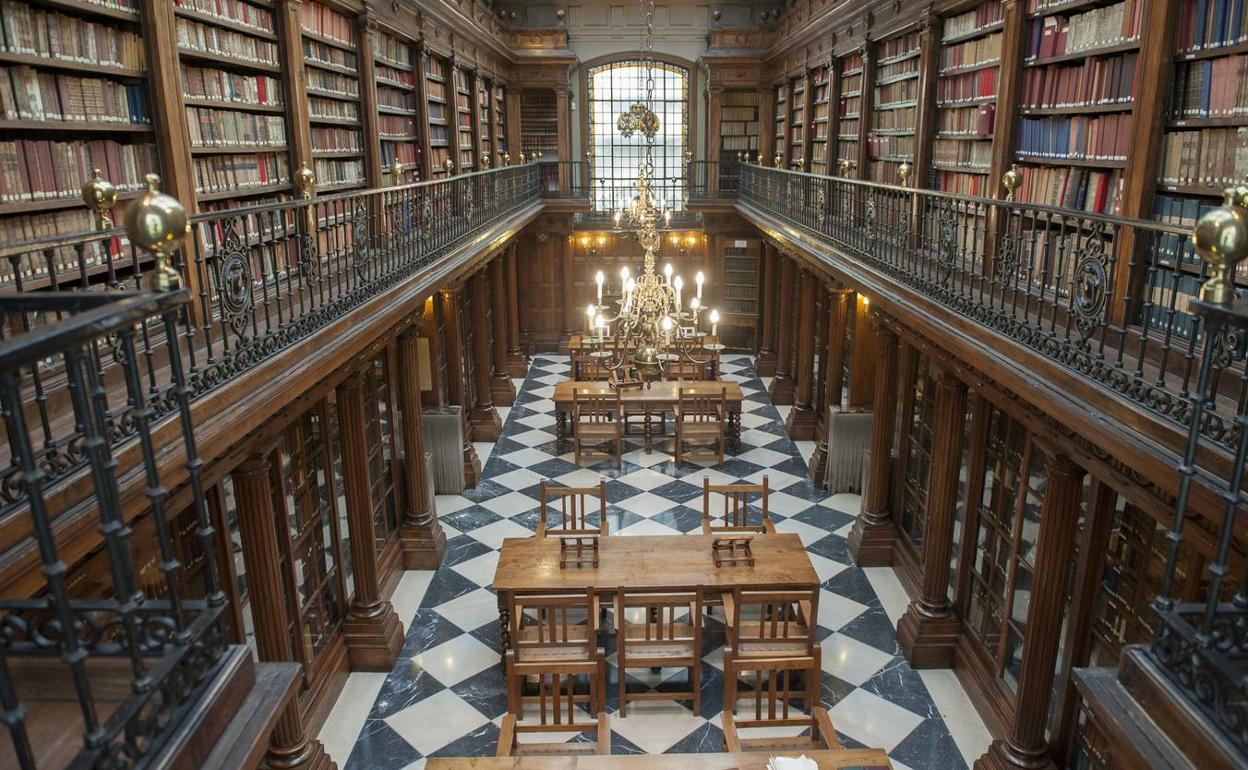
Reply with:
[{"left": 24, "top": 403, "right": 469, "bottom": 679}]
[
  {"left": 897, "top": 161, "right": 911, "bottom": 188},
  {"left": 81, "top": 169, "right": 117, "bottom": 230},
  {"left": 1002, "top": 164, "right": 1023, "bottom": 202},
  {"left": 124, "top": 174, "right": 189, "bottom": 291},
  {"left": 1192, "top": 186, "right": 1248, "bottom": 306}
]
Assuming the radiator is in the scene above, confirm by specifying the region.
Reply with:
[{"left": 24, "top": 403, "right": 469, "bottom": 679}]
[
  {"left": 823, "top": 407, "right": 873, "bottom": 493},
  {"left": 423, "top": 407, "right": 465, "bottom": 494},
  {"left": 424, "top": 449, "right": 437, "bottom": 515}
]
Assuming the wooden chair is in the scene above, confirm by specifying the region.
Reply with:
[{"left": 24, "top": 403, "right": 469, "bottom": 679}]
[
  {"left": 723, "top": 587, "right": 820, "bottom": 709},
  {"left": 721, "top": 657, "right": 843, "bottom": 754},
  {"left": 507, "top": 589, "right": 607, "bottom": 715},
  {"left": 573, "top": 388, "right": 623, "bottom": 467},
  {"left": 539, "top": 480, "right": 608, "bottom": 567},
  {"left": 673, "top": 386, "right": 726, "bottom": 467},
  {"left": 701, "top": 475, "right": 774, "bottom": 535},
  {"left": 498, "top": 656, "right": 611, "bottom": 756},
  {"left": 614, "top": 587, "right": 703, "bottom": 716}
]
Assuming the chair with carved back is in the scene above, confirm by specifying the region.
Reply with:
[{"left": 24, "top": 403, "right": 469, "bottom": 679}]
[
  {"left": 538, "top": 479, "right": 608, "bottom": 538},
  {"left": 498, "top": 657, "right": 610, "bottom": 756},
  {"left": 673, "top": 386, "right": 726, "bottom": 466},
  {"left": 701, "top": 475, "right": 774, "bottom": 535},
  {"left": 573, "top": 388, "right": 622, "bottom": 467},
  {"left": 721, "top": 656, "right": 843, "bottom": 754},
  {"left": 507, "top": 589, "right": 606, "bottom": 718},
  {"left": 722, "top": 587, "right": 820, "bottom": 710},
  {"left": 614, "top": 587, "right": 703, "bottom": 716}
]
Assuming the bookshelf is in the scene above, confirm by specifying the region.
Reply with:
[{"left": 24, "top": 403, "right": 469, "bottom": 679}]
[
  {"left": 373, "top": 28, "right": 419, "bottom": 177},
  {"left": 476, "top": 77, "right": 494, "bottom": 166},
  {"left": 493, "top": 82, "right": 508, "bottom": 163},
  {"left": 453, "top": 65, "right": 476, "bottom": 171},
  {"left": 788, "top": 74, "right": 807, "bottom": 169},
  {"left": 772, "top": 81, "right": 787, "bottom": 164},
  {"left": 719, "top": 90, "right": 760, "bottom": 164},
  {"left": 836, "top": 51, "right": 864, "bottom": 175},
  {"left": 809, "top": 65, "right": 832, "bottom": 175},
  {"left": 424, "top": 52, "right": 451, "bottom": 177},
  {"left": 714, "top": 234, "right": 763, "bottom": 348},
  {"left": 519, "top": 89, "right": 556, "bottom": 159},
  {"left": 301, "top": 0, "right": 363, "bottom": 192},
  {"left": 934, "top": 0, "right": 1004, "bottom": 195},
  {"left": 868, "top": 30, "right": 921, "bottom": 184}
]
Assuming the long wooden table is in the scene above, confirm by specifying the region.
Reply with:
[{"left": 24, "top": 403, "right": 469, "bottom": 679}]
[
  {"left": 427, "top": 750, "right": 893, "bottom": 769},
  {"left": 493, "top": 534, "right": 818, "bottom": 651},
  {"left": 566, "top": 334, "right": 723, "bottom": 380},
  {"left": 553, "top": 380, "right": 744, "bottom": 452}
]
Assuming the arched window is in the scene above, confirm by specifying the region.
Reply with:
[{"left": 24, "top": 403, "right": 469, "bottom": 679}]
[{"left": 587, "top": 58, "right": 688, "bottom": 212}]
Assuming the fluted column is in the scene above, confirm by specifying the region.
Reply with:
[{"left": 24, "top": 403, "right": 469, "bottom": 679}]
[
  {"left": 469, "top": 271, "right": 502, "bottom": 440},
  {"left": 756, "top": 244, "right": 779, "bottom": 377},
  {"left": 559, "top": 233, "right": 576, "bottom": 351},
  {"left": 768, "top": 254, "right": 796, "bottom": 405},
  {"left": 809, "top": 290, "right": 849, "bottom": 481},
  {"left": 335, "top": 372, "right": 404, "bottom": 670},
  {"left": 785, "top": 271, "right": 818, "bottom": 439},
  {"left": 397, "top": 325, "right": 446, "bottom": 569},
  {"left": 505, "top": 244, "right": 527, "bottom": 376},
  {"left": 848, "top": 314, "right": 899, "bottom": 566},
  {"left": 847, "top": 294, "right": 877, "bottom": 408},
  {"left": 897, "top": 370, "right": 969, "bottom": 667},
  {"left": 490, "top": 256, "right": 517, "bottom": 405},
  {"left": 976, "top": 454, "right": 1087, "bottom": 770},
  {"left": 440, "top": 286, "right": 482, "bottom": 487}
]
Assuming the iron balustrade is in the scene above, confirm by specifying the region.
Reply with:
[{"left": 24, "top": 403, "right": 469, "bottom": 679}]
[
  {"left": 0, "top": 289, "right": 227, "bottom": 769},
  {"left": 738, "top": 163, "right": 1248, "bottom": 458},
  {"left": 688, "top": 160, "right": 740, "bottom": 200},
  {"left": 0, "top": 163, "right": 540, "bottom": 519},
  {"left": 538, "top": 161, "right": 590, "bottom": 199}
]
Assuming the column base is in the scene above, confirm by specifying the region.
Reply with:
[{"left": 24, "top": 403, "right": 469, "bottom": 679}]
[
  {"left": 558, "top": 331, "right": 574, "bottom": 356},
  {"left": 755, "top": 350, "right": 778, "bottom": 377},
  {"left": 506, "top": 350, "right": 528, "bottom": 378},
  {"left": 808, "top": 442, "right": 829, "bottom": 486},
  {"left": 463, "top": 442, "right": 482, "bottom": 488},
  {"left": 769, "top": 376, "right": 796, "bottom": 405},
  {"left": 974, "top": 739, "right": 1058, "bottom": 770},
  {"left": 848, "top": 515, "right": 896, "bottom": 567},
  {"left": 470, "top": 406, "right": 502, "bottom": 441},
  {"left": 399, "top": 515, "right": 448, "bottom": 570},
  {"left": 343, "top": 601, "right": 404, "bottom": 671},
  {"left": 897, "top": 603, "right": 961, "bottom": 668},
  {"left": 490, "top": 375, "right": 517, "bottom": 407},
  {"left": 785, "top": 404, "right": 817, "bottom": 440}
]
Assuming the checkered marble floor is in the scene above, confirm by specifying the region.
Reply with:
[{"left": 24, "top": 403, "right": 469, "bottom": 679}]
[{"left": 339, "top": 355, "right": 973, "bottom": 770}]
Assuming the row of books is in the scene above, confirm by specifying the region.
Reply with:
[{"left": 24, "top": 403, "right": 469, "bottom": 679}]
[
  {"left": 1170, "top": 56, "right": 1248, "bottom": 117},
  {"left": 722, "top": 136, "right": 759, "bottom": 150},
  {"left": 0, "top": 209, "right": 126, "bottom": 279},
  {"left": 811, "top": 122, "right": 829, "bottom": 140},
  {"left": 300, "top": 1, "right": 355, "bottom": 47},
  {"left": 1014, "top": 164, "right": 1121, "bottom": 213},
  {"left": 867, "top": 134, "right": 915, "bottom": 158},
  {"left": 425, "top": 80, "right": 447, "bottom": 102},
  {"left": 722, "top": 106, "right": 758, "bottom": 122},
  {"left": 186, "top": 106, "right": 285, "bottom": 147},
  {"left": 428, "top": 102, "right": 447, "bottom": 122},
  {"left": 868, "top": 160, "right": 908, "bottom": 184},
  {"left": 178, "top": 18, "right": 277, "bottom": 66},
  {"left": 1157, "top": 127, "right": 1248, "bottom": 187},
  {"left": 876, "top": 79, "right": 919, "bottom": 106},
  {"left": 723, "top": 91, "right": 760, "bottom": 106},
  {"left": 1, "top": 3, "right": 145, "bottom": 69},
  {"left": 934, "top": 137, "right": 993, "bottom": 168},
  {"left": 308, "top": 95, "right": 357, "bottom": 121},
  {"left": 878, "top": 32, "right": 920, "bottom": 62},
  {"left": 173, "top": 0, "right": 273, "bottom": 35},
  {"left": 303, "top": 39, "right": 357, "bottom": 71},
  {"left": 839, "top": 95, "right": 861, "bottom": 115},
  {"left": 1021, "top": 53, "right": 1138, "bottom": 108},
  {"left": 720, "top": 121, "right": 760, "bottom": 135},
  {"left": 0, "top": 138, "right": 155, "bottom": 201},
  {"left": 310, "top": 126, "right": 360, "bottom": 152},
  {"left": 380, "top": 140, "right": 418, "bottom": 169},
  {"left": 937, "top": 103, "right": 996, "bottom": 136},
  {"left": 1016, "top": 114, "right": 1133, "bottom": 161},
  {"left": 877, "top": 58, "right": 920, "bottom": 82},
  {"left": 1176, "top": 0, "right": 1248, "bottom": 52},
  {"left": 943, "top": 0, "right": 1005, "bottom": 41},
  {"left": 376, "top": 85, "right": 417, "bottom": 112},
  {"left": 935, "top": 169, "right": 992, "bottom": 195},
  {"left": 306, "top": 68, "right": 358, "bottom": 98},
  {"left": 313, "top": 157, "right": 363, "bottom": 186},
  {"left": 937, "top": 67, "right": 998, "bottom": 104},
  {"left": 376, "top": 63, "right": 416, "bottom": 88},
  {"left": 372, "top": 31, "right": 411, "bottom": 68},
  {"left": 1026, "top": 0, "right": 1141, "bottom": 59},
  {"left": 0, "top": 66, "right": 148, "bottom": 123},
  {"left": 181, "top": 65, "right": 282, "bottom": 107},
  {"left": 874, "top": 106, "right": 917, "bottom": 131},
  {"left": 193, "top": 152, "right": 289, "bottom": 194},
  {"left": 378, "top": 114, "right": 415, "bottom": 138},
  {"left": 1152, "top": 193, "right": 1211, "bottom": 271},
  {"left": 940, "top": 31, "right": 1002, "bottom": 73},
  {"left": 428, "top": 124, "right": 449, "bottom": 145}
]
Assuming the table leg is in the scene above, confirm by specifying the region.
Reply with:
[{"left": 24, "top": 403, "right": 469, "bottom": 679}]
[
  {"left": 498, "top": 591, "right": 511, "bottom": 656},
  {"left": 557, "top": 409, "right": 567, "bottom": 449},
  {"left": 730, "top": 411, "right": 741, "bottom": 453},
  {"left": 644, "top": 410, "right": 652, "bottom": 453}
]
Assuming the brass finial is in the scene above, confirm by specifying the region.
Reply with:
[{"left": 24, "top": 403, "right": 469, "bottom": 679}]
[
  {"left": 391, "top": 161, "right": 405, "bottom": 186},
  {"left": 774, "top": 152, "right": 783, "bottom": 168},
  {"left": 1002, "top": 164, "right": 1023, "bottom": 202},
  {"left": 124, "top": 174, "right": 189, "bottom": 291},
  {"left": 738, "top": 151, "right": 746, "bottom": 163},
  {"left": 295, "top": 163, "right": 316, "bottom": 199},
  {"left": 81, "top": 168, "right": 117, "bottom": 230},
  {"left": 796, "top": 158, "right": 804, "bottom": 172},
  {"left": 503, "top": 151, "right": 511, "bottom": 166},
  {"left": 1192, "top": 187, "right": 1248, "bottom": 305},
  {"left": 481, "top": 153, "right": 491, "bottom": 170},
  {"left": 839, "top": 159, "right": 851, "bottom": 177},
  {"left": 897, "top": 161, "right": 912, "bottom": 187},
  {"left": 684, "top": 149, "right": 693, "bottom": 164},
  {"left": 443, "top": 156, "right": 456, "bottom": 175}
]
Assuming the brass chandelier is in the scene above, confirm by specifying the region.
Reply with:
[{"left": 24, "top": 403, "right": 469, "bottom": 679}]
[{"left": 583, "top": 0, "right": 720, "bottom": 386}]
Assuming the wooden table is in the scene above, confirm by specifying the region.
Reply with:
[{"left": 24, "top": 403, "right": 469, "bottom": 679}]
[
  {"left": 426, "top": 749, "right": 893, "bottom": 769},
  {"left": 553, "top": 380, "right": 744, "bottom": 453},
  {"left": 566, "top": 334, "right": 723, "bottom": 380},
  {"left": 493, "top": 534, "right": 818, "bottom": 651}
]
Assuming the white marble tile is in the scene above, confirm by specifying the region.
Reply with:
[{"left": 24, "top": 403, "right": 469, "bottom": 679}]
[
  {"left": 918, "top": 668, "right": 993, "bottom": 767},
  {"left": 516, "top": 411, "right": 556, "bottom": 429},
  {"left": 807, "top": 551, "right": 849, "bottom": 583},
  {"left": 623, "top": 447, "right": 676, "bottom": 467},
  {"left": 767, "top": 490, "right": 817, "bottom": 516},
  {"left": 489, "top": 467, "right": 547, "bottom": 492},
  {"left": 820, "top": 633, "right": 896, "bottom": 686},
  {"left": 432, "top": 587, "right": 499, "bottom": 633},
  {"left": 449, "top": 550, "right": 500, "bottom": 588},
  {"left": 827, "top": 688, "right": 925, "bottom": 752},
  {"left": 495, "top": 407, "right": 511, "bottom": 425},
  {"left": 863, "top": 567, "right": 911, "bottom": 627},
  {"left": 608, "top": 700, "right": 709, "bottom": 754},
  {"left": 615, "top": 518, "right": 683, "bottom": 537},
  {"left": 435, "top": 494, "right": 474, "bottom": 515},
  {"left": 318, "top": 671, "right": 388, "bottom": 766},
  {"left": 385, "top": 689, "right": 490, "bottom": 756},
  {"left": 822, "top": 492, "right": 863, "bottom": 515},
  {"left": 816, "top": 590, "right": 870, "bottom": 632},
  {"left": 555, "top": 467, "right": 614, "bottom": 487},
  {"left": 391, "top": 570, "right": 434, "bottom": 632},
  {"left": 775, "top": 516, "right": 832, "bottom": 547},
  {"left": 616, "top": 491, "right": 680, "bottom": 517},
  {"left": 474, "top": 441, "right": 496, "bottom": 466},
  {"left": 412, "top": 633, "right": 498, "bottom": 688},
  {"left": 478, "top": 491, "right": 539, "bottom": 517},
  {"left": 794, "top": 440, "right": 817, "bottom": 465},
  {"left": 463, "top": 518, "right": 533, "bottom": 549},
  {"left": 737, "top": 446, "right": 791, "bottom": 468}
]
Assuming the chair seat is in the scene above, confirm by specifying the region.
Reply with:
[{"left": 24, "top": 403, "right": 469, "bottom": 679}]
[
  {"left": 736, "top": 639, "right": 812, "bottom": 657},
  {"left": 621, "top": 621, "right": 697, "bottom": 661},
  {"left": 514, "top": 626, "right": 595, "bottom": 663},
  {"left": 678, "top": 422, "right": 724, "bottom": 436},
  {"left": 577, "top": 424, "right": 620, "bottom": 438}
]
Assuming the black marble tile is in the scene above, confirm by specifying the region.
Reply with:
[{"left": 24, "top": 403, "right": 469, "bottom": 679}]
[
  {"left": 807, "top": 533, "right": 853, "bottom": 564},
  {"left": 862, "top": 657, "right": 940, "bottom": 720},
  {"left": 368, "top": 663, "right": 447, "bottom": 721},
  {"left": 451, "top": 665, "right": 510, "bottom": 720},
  {"left": 345, "top": 719, "right": 422, "bottom": 769},
  {"left": 889, "top": 716, "right": 970, "bottom": 770},
  {"left": 819, "top": 670, "right": 859, "bottom": 708},
  {"left": 418, "top": 570, "right": 481, "bottom": 613},
  {"left": 839, "top": 605, "right": 903, "bottom": 656},
  {"left": 441, "top": 535, "right": 494, "bottom": 568},
  {"left": 824, "top": 567, "right": 883, "bottom": 607},
  {"left": 441, "top": 504, "right": 504, "bottom": 533},
  {"left": 432, "top": 721, "right": 502, "bottom": 757},
  {"left": 667, "top": 722, "right": 726, "bottom": 754}
]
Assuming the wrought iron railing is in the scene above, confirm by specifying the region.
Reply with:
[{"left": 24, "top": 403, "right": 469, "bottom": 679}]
[
  {"left": 738, "top": 163, "right": 1248, "bottom": 457},
  {"left": 538, "top": 161, "right": 590, "bottom": 199},
  {"left": 688, "top": 160, "right": 740, "bottom": 200},
  {"left": 0, "top": 289, "right": 228, "bottom": 769},
  {"left": 0, "top": 163, "right": 540, "bottom": 518}
]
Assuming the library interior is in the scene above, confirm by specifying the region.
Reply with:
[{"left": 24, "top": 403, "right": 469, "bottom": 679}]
[{"left": 0, "top": 0, "right": 1246, "bottom": 769}]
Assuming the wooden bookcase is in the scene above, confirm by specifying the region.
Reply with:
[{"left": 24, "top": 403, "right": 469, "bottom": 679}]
[
  {"left": 372, "top": 28, "right": 419, "bottom": 178},
  {"left": 476, "top": 76, "right": 493, "bottom": 166},
  {"left": 787, "top": 74, "right": 807, "bottom": 168},
  {"left": 423, "top": 52, "right": 451, "bottom": 178},
  {"left": 493, "top": 82, "right": 508, "bottom": 162},
  {"left": 809, "top": 64, "right": 833, "bottom": 175},
  {"left": 519, "top": 88, "right": 557, "bottom": 158},
  {"left": 868, "top": 30, "right": 921, "bottom": 183},
  {"left": 836, "top": 50, "right": 865, "bottom": 175},
  {"left": 772, "top": 81, "right": 788, "bottom": 164},
  {"left": 453, "top": 65, "right": 476, "bottom": 172},
  {"left": 713, "top": 234, "right": 763, "bottom": 349},
  {"left": 719, "top": 89, "right": 761, "bottom": 163},
  {"left": 301, "top": 0, "right": 364, "bottom": 192},
  {"left": 934, "top": 0, "right": 1004, "bottom": 195}
]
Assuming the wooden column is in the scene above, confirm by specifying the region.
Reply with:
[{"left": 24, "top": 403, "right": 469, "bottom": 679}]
[
  {"left": 559, "top": 235, "right": 576, "bottom": 352},
  {"left": 757, "top": 86, "right": 775, "bottom": 165},
  {"left": 276, "top": 0, "right": 313, "bottom": 173},
  {"left": 396, "top": 326, "right": 447, "bottom": 570},
  {"left": 505, "top": 244, "right": 527, "bottom": 376},
  {"left": 912, "top": 14, "right": 941, "bottom": 191},
  {"left": 335, "top": 373, "right": 404, "bottom": 671},
  {"left": 356, "top": 11, "right": 383, "bottom": 188},
  {"left": 555, "top": 83, "right": 572, "bottom": 184},
  {"left": 848, "top": 315, "right": 899, "bottom": 566},
  {"left": 853, "top": 43, "right": 874, "bottom": 180},
  {"left": 440, "top": 286, "right": 482, "bottom": 487},
  {"left": 505, "top": 90, "right": 523, "bottom": 163},
  {"left": 785, "top": 271, "right": 818, "bottom": 439},
  {"left": 897, "top": 370, "right": 969, "bottom": 668},
  {"left": 234, "top": 455, "right": 334, "bottom": 770},
  {"left": 706, "top": 84, "right": 723, "bottom": 193},
  {"left": 490, "top": 256, "right": 517, "bottom": 405},
  {"left": 414, "top": 42, "right": 435, "bottom": 181},
  {"left": 846, "top": 294, "right": 877, "bottom": 408},
  {"left": 756, "top": 244, "right": 779, "bottom": 376},
  {"left": 469, "top": 271, "right": 502, "bottom": 440},
  {"left": 768, "top": 254, "right": 796, "bottom": 405},
  {"left": 976, "top": 454, "right": 1087, "bottom": 770},
  {"left": 809, "top": 290, "right": 849, "bottom": 482}
]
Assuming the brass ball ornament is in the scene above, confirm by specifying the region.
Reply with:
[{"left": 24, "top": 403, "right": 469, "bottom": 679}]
[
  {"left": 124, "top": 173, "right": 189, "bottom": 291},
  {"left": 1002, "top": 163, "right": 1023, "bottom": 201},
  {"left": 897, "top": 161, "right": 912, "bottom": 187},
  {"left": 1192, "top": 186, "right": 1248, "bottom": 306},
  {"left": 81, "top": 168, "right": 117, "bottom": 230},
  {"left": 295, "top": 163, "right": 316, "bottom": 199},
  {"left": 443, "top": 156, "right": 456, "bottom": 175}
]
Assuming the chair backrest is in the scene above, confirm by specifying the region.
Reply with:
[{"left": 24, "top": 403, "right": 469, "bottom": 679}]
[
  {"left": 573, "top": 388, "right": 619, "bottom": 424},
  {"left": 726, "top": 656, "right": 819, "bottom": 730},
  {"left": 510, "top": 589, "right": 599, "bottom": 665},
  {"left": 678, "top": 386, "right": 725, "bottom": 422},
  {"left": 729, "top": 587, "right": 818, "bottom": 655},
  {"left": 498, "top": 655, "right": 607, "bottom": 756},
  {"left": 703, "top": 475, "right": 770, "bottom": 533},
  {"left": 615, "top": 587, "right": 702, "bottom": 654},
  {"left": 540, "top": 480, "right": 608, "bottom": 536}
]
